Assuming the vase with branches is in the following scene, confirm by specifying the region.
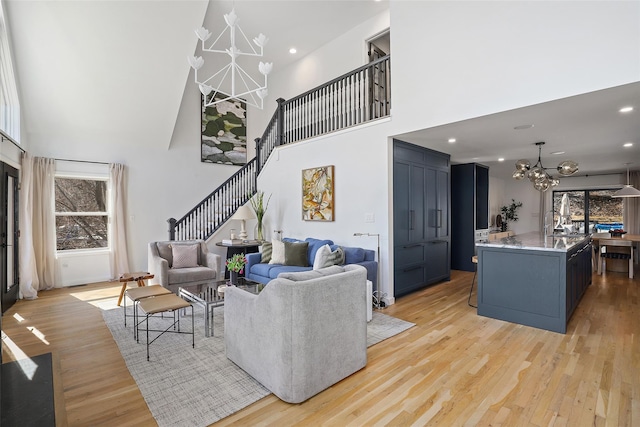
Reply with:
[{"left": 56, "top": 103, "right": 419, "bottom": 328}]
[
  {"left": 249, "top": 190, "right": 271, "bottom": 242},
  {"left": 500, "top": 199, "right": 523, "bottom": 232}
]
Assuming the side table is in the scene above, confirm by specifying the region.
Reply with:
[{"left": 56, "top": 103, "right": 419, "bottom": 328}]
[
  {"left": 117, "top": 272, "right": 154, "bottom": 306},
  {"left": 216, "top": 241, "right": 260, "bottom": 279}
]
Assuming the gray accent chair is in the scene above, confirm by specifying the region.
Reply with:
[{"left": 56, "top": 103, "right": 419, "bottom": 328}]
[
  {"left": 224, "top": 264, "right": 368, "bottom": 403},
  {"left": 148, "top": 240, "right": 221, "bottom": 294}
]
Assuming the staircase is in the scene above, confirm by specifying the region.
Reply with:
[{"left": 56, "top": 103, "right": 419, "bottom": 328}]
[{"left": 168, "top": 55, "right": 391, "bottom": 241}]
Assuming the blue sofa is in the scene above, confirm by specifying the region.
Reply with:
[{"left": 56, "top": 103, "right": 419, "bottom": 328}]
[{"left": 245, "top": 237, "right": 377, "bottom": 288}]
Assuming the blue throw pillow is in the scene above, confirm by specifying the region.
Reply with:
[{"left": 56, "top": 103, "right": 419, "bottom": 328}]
[{"left": 342, "top": 246, "right": 366, "bottom": 264}]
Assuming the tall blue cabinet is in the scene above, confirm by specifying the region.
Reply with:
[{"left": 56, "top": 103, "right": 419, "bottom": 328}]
[
  {"left": 393, "top": 140, "right": 451, "bottom": 298},
  {"left": 451, "top": 163, "right": 490, "bottom": 272}
]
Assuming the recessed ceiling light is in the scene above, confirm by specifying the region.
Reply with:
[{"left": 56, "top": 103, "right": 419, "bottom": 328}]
[
  {"left": 550, "top": 151, "right": 565, "bottom": 155},
  {"left": 623, "top": 142, "right": 633, "bottom": 147},
  {"left": 498, "top": 158, "right": 505, "bottom": 162},
  {"left": 619, "top": 106, "right": 634, "bottom": 113},
  {"left": 514, "top": 124, "right": 534, "bottom": 130},
  {"left": 289, "top": 47, "right": 297, "bottom": 54},
  {"left": 448, "top": 138, "right": 456, "bottom": 143}
]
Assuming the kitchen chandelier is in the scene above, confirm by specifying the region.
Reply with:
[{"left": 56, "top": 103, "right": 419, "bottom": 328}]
[
  {"left": 188, "top": 9, "right": 272, "bottom": 109},
  {"left": 512, "top": 142, "right": 579, "bottom": 192}
]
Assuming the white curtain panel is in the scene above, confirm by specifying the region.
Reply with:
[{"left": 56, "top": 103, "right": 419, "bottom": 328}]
[
  {"left": 109, "top": 163, "right": 130, "bottom": 279},
  {"left": 539, "top": 190, "right": 547, "bottom": 234},
  {"left": 19, "top": 155, "right": 57, "bottom": 295},
  {"left": 623, "top": 170, "right": 640, "bottom": 235},
  {"left": 18, "top": 152, "right": 38, "bottom": 299},
  {"left": 32, "top": 157, "right": 56, "bottom": 290}
]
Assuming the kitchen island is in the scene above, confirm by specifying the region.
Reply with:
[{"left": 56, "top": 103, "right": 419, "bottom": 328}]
[{"left": 475, "top": 232, "right": 592, "bottom": 333}]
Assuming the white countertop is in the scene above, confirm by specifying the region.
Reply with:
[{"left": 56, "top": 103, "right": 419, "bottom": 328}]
[{"left": 476, "top": 231, "right": 590, "bottom": 252}]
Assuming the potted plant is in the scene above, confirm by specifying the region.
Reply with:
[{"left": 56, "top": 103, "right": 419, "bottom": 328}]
[
  {"left": 249, "top": 190, "right": 271, "bottom": 242},
  {"left": 225, "top": 253, "right": 247, "bottom": 286},
  {"left": 500, "top": 199, "right": 523, "bottom": 232}
]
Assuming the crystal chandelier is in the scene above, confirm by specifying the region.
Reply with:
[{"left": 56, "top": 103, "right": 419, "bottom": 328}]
[
  {"left": 188, "top": 9, "right": 272, "bottom": 109},
  {"left": 512, "top": 142, "right": 578, "bottom": 192}
]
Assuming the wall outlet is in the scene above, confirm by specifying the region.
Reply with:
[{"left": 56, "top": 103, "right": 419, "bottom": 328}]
[{"left": 365, "top": 213, "right": 375, "bottom": 223}]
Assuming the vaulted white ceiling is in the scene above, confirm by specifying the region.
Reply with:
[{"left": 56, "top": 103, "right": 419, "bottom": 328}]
[{"left": 5, "top": 0, "right": 388, "bottom": 150}]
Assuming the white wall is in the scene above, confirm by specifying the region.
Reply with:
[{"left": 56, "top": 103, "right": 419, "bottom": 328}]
[
  {"left": 488, "top": 176, "right": 505, "bottom": 231},
  {"left": 247, "top": 10, "right": 391, "bottom": 145},
  {"left": 503, "top": 178, "right": 542, "bottom": 235},
  {"left": 389, "top": 1, "right": 640, "bottom": 137},
  {"left": 28, "top": 80, "right": 240, "bottom": 278},
  {"left": 256, "top": 121, "right": 394, "bottom": 302},
  {"left": 555, "top": 173, "right": 625, "bottom": 191},
  {"left": 384, "top": 0, "right": 638, "bottom": 246}
]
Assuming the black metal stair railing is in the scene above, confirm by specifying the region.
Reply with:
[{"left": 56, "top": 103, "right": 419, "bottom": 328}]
[
  {"left": 256, "top": 55, "right": 391, "bottom": 172},
  {"left": 168, "top": 55, "right": 390, "bottom": 241},
  {"left": 168, "top": 159, "right": 256, "bottom": 241}
]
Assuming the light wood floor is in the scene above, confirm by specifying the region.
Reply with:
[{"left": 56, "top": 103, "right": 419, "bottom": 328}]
[{"left": 2, "top": 268, "right": 638, "bottom": 426}]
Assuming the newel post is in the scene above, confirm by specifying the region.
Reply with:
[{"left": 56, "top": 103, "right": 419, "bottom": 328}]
[
  {"left": 276, "top": 97, "right": 286, "bottom": 146},
  {"left": 255, "top": 137, "right": 261, "bottom": 175},
  {"left": 168, "top": 218, "right": 176, "bottom": 241}
]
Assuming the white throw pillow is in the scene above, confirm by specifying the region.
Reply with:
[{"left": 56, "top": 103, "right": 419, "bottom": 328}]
[
  {"left": 313, "top": 244, "right": 332, "bottom": 270},
  {"left": 171, "top": 244, "right": 199, "bottom": 269},
  {"left": 313, "top": 244, "right": 345, "bottom": 269},
  {"left": 269, "top": 239, "right": 286, "bottom": 264}
]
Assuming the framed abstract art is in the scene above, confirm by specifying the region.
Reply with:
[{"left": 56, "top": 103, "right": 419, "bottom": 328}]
[
  {"left": 201, "top": 94, "right": 247, "bottom": 165},
  {"left": 302, "top": 165, "right": 334, "bottom": 221}
]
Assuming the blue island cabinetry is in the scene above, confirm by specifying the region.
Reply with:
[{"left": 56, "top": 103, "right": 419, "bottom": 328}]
[{"left": 476, "top": 233, "right": 592, "bottom": 333}]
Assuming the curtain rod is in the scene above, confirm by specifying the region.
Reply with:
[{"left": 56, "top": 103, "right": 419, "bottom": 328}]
[
  {"left": 54, "top": 158, "right": 110, "bottom": 165},
  {"left": 0, "top": 133, "right": 108, "bottom": 166},
  {"left": 0, "top": 132, "right": 26, "bottom": 153}
]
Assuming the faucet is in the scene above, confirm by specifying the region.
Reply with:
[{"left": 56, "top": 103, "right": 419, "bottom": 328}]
[{"left": 544, "top": 209, "right": 558, "bottom": 235}]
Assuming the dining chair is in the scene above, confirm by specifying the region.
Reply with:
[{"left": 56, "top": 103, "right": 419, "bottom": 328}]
[
  {"left": 591, "top": 232, "right": 610, "bottom": 271},
  {"left": 598, "top": 239, "right": 634, "bottom": 279}
]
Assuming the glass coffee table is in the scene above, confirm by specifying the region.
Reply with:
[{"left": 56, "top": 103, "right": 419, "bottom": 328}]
[{"left": 178, "top": 278, "right": 263, "bottom": 337}]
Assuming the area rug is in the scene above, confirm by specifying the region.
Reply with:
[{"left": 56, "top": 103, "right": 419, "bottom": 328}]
[{"left": 102, "top": 305, "right": 414, "bottom": 427}]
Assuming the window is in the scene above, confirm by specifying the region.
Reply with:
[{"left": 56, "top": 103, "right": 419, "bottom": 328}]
[
  {"left": 552, "top": 189, "right": 624, "bottom": 233},
  {"left": 55, "top": 178, "right": 108, "bottom": 251},
  {"left": 0, "top": 2, "right": 21, "bottom": 141}
]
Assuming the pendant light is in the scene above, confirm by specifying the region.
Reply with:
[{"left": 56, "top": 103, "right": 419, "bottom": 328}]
[
  {"left": 612, "top": 163, "right": 640, "bottom": 198},
  {"left": 512, "top": 142, "right": 578, "bottom": 192}
]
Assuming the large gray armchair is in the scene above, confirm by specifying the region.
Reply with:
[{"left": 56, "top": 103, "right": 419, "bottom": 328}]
[
  {"left": 148, "top": 240, "right": 221, "bottom": 294},
  {"left": 224, "top": 264, "right": 368, "bottom": 403}
]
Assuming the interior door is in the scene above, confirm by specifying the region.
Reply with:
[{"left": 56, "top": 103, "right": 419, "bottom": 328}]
[
  {"left": 1, "top": 162, "right": 19, "bottom": 314},
  {"left": 367, "top": 39, "right": 390, "bottom": 119}
]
